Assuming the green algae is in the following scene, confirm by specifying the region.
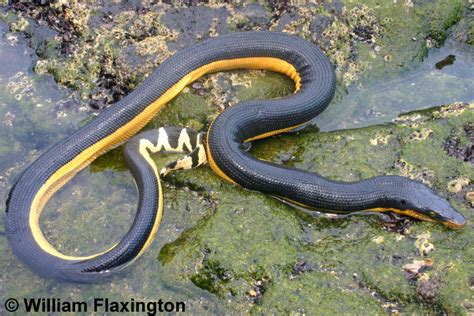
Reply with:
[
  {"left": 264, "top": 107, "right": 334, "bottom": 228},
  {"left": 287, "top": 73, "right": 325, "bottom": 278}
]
[
  {"left": 342, "top": 0, "right": 465, "bottom": 82},
  {"left": 255, "top": 271, "right": 386, "bottom": 314},
  {"left": 153, "top": 103, "right": 473, "bottom": 314},
  {"left": 154, "top": 90, "right": 213, "bottom": 131}
]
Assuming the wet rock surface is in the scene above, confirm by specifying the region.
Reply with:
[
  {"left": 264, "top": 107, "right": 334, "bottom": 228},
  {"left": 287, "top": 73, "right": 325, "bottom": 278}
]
[{"left": 0, "top": 1, "right": 473, "bottom": 314}]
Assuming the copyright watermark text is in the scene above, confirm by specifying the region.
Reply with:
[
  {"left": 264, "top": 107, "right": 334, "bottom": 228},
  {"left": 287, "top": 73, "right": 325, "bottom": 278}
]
[{"left": 4, "top": 297, "right": 185, "bottom": 314}]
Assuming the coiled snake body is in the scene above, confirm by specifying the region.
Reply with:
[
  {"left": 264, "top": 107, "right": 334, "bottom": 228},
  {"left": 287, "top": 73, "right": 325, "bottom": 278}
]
[{"left": 5, "top": 32, "right": 465, "bottom": 282}]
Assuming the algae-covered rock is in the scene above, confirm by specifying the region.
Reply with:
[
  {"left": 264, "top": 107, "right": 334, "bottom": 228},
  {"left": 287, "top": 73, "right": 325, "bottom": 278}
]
[
  {"left": 156, "top": 102, "right": 473, "bottom": 314},
  {"left": 3, "top": 0, "right": 467, "bottom": 107}
]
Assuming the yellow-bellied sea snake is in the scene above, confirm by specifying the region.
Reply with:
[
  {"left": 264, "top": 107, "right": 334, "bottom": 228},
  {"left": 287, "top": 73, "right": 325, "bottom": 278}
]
[{"left": 5, "top": 31, "right": 465, "bottom": 282}]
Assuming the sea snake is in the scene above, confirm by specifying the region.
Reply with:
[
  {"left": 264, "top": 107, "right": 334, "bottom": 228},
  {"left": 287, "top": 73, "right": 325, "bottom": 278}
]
[{"left": 5, "top": 31, "right": 465, "bottom": 282}]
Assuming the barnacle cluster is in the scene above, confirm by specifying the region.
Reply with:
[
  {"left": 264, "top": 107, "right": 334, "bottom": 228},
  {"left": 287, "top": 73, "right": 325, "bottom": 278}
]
[
  {"left": 407, "top": 128, "right": 433, "bottom": 142},
  {"left": 312, "top": 4, "right": 382, "bottom": 86},
  {"left": 395, "top": 103, "right": 471, "bottom": 130},
  {"left": 395, "top": 159, "right": 435, "bottom": 185},
  {"left": 205, "top": 73, "right": 238, "bottom": 111},
  {"left": 447, "top": 176, "right": 470, "bottom": 193},
  {"left": 345, "top": 5, "right": 380, "bottom": 44},
  {"left": 270, "top": 3, "right": 382, "bottom": 86},
  {"left": 466, "top": 190, "right": 474, "bottom": 207},
  {"left": 415, "top": 232, "right": 435, "bottom": 256},
  {"left": 6, "top": 72, "right": 33, "bottom": 101},
  {"left": 276, "top": 6, "right": 314, "bottom": 38},
  {"left": 226, "top": 9, "right": 250, "bottom": 32},
  {"left": 432, "top": 102, "right": 470, "bottom": 118},
  {"left": 202, "top": 70, "right": 261, "bottom": 111},
  {"left": 394, "top": 113, "right": 426, "bottom": 126},
  {"left": 61, "top": 2, "right": 90, "bottom": 36},
  {"left": 369, "top": 134, "right": 391, "bottom": 146},
  {"left": 8, "top": 2, "right": 177, "bottom": 108},
  {"left": 9, "top": 15, "right": 28, "bottom": 32}
]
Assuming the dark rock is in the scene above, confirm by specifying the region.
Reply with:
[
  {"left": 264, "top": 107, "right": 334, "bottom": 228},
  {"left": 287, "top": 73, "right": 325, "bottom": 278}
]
[
  {"left": 293, "top": 259, "right": 315, "bottom": 275},
  {"left": 444, "top": 124, "right": 474, "bottom": 166},
  {"left": 416, "top": 278, "right": 441, "bottom": 303},
  {"left": 324, "top": 0, "right": 344, "bottom": 15},
  {"left": 238, "top": 3, "right": 269, "bottom": 26},
  {"left": 27, "top": 21, "right": 59, "bottom": 58},
  {"left": 310, "top": 15, "right": 333, "bottom": 38},
  {"left": 161, "top": 6, "right": 229, "bottom": 50},
  {"left": 270, "top": 11, "right": 300, "bottom": 32}
]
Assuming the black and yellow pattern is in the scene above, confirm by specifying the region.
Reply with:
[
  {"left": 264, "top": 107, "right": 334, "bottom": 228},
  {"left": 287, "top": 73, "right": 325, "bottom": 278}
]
[{"left": 5, "top": 32, "right": 465, "bottom": 283}]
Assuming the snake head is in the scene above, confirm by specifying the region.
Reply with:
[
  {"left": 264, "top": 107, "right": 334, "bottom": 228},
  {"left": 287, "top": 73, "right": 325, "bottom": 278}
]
[{"left": 394, "top": 182, "right": 466, "bottom": 229}]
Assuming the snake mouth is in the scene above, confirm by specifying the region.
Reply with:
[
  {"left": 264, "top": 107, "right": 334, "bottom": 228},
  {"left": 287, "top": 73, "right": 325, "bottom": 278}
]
[
  {"left": 443, "top": 220, "right": 466, "bottom": 229},
  {"left": 440, "top": 211, "right": 466, "bottom": 229},
  {"left": 397, "top": 209, "right": 466, "bottom": 229},
  {"left": 369, "top": 207, "right": 466, "bottom": 229},
  {"left": 398, "top": 209, "right": 466, "bottom": 229}
]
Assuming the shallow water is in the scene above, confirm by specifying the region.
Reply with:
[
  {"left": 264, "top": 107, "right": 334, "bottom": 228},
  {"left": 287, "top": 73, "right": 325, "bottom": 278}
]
[
  {"left": 317, "top": 38, "right": 474, "bottom": 131},
  {"left": 0, "top": 23, "right": 85, "bottom": 202}
]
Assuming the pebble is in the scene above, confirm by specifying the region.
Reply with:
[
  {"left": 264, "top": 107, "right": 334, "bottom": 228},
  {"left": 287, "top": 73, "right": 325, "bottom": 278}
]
[{"left": 248, "top": 289, "right": 257, "bottom": 297}]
